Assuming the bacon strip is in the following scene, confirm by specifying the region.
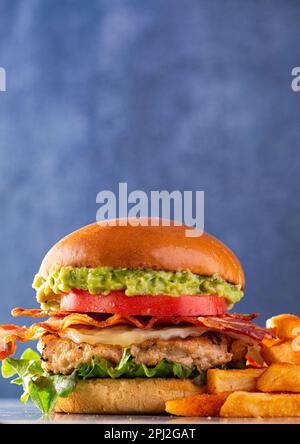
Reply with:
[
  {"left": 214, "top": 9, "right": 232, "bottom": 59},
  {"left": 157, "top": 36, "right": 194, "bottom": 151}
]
[
  {"left": 0, "top": 309, "right": 272, "bottom": 360},
  {"left": 26, "top": 311, "right": 273, "bottom": 344},
  {"left": 12, "top": 308, "right": 200, "bottom": 328},
  {"left": 36, "top": 314, "right": 201, "bottom": 331},
  {"left": 0, "top": 314, "right": 201, "bottom": 360},
  {"left": 197, "top": 315, "right": 274, "bottom": 342},
  {"left": 0, "top": 324, "right": 43, "bottom": 360},
  {"left": 12, "top": 307, "right": 259, "bottom": 322},
  {"left": 12, "top": 308, "right": 271, "bottom": 340},
  {"left": 12, "top": 308, "right": 71, "bottom": 318}
]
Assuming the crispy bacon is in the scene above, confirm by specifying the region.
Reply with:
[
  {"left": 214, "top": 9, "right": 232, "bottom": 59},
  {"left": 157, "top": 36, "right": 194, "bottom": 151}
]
[
  {"left": 12, "top": 308, "right": 71, "bottom": 318},
  {"left": 0, "top": 309, "right": 273, "bottom": 360},
  {"left": 12, "top": 308, "right": 271, "bottom": 341},
  {"left": 0, "top": 324, "right": 41, "bottom": 360},
  {"left": 40, "top": 312, "right": 272, "bottom": 342},
  {"left": 0, "top": 314, "right": 200, "bottom": 360},
  {"left": 35, "top": 314, "right": 201, "bottom": 331},
  {"left": 197, "top": 315, "right": 274, "bottom": 342},
  {"left": 12, "top": 307, "right": 259, "bottom": 322},
  {"left": 12, "top": 308, "right": 199, "bottom": 328},
  {"left": 223, "top": 313, "right": 259, "bottom": 321}
]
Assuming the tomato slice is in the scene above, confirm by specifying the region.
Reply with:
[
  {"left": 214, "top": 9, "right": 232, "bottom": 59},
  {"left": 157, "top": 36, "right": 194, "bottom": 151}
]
[{"left": 60, "top": 290, "right": 227, "bottom": 316}]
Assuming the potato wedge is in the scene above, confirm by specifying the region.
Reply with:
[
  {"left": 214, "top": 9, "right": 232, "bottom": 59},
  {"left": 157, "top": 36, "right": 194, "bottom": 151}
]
[
  {"left": 262, "top": 339, "right": 300, "bottom": 365},
  {"left": 257, "top": 363, "right": 300, "bottom": 392},
  {"left": 207, "top": 368, "right": 265, "bottom": 393},
  {"left": 220, "top": 391, "right": 300, "bottom": 417},
  {"left": 165, "top": 392, "right": 229, "bottom": 417},
  {"left": 267, "top": 314, "right": 300, "bottom": 339}
]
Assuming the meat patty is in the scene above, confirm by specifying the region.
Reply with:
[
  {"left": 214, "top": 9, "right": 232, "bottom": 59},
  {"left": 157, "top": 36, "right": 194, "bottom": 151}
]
[
  {"left": 39, "top": 334, "right": 123, "bottom": 374},
  {"left": 131, "top": 334, "right": 232, "bottom": 371},
  {"left": 39, "top": 332, "right": 247, "bottom": 375}
]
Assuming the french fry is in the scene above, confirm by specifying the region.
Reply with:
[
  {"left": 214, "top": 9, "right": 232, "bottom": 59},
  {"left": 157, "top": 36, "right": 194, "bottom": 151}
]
[
  {"left": 257, "top": 363, "right": 300, "bottom": 392},
  {"left": 220, "top": 391, "right": 300, "bottom": 417},
  {"left": 207, "top": 368, "right": 265, "bottom": 394},
  {"left": 262, "top": 339, "right": 300, "bottom": 365},
  {"left": 165, "top": 392, "right": 229, "bottom": 417},
  {"left": 266, "top": 314, "right": 300, "bottom": 339}
]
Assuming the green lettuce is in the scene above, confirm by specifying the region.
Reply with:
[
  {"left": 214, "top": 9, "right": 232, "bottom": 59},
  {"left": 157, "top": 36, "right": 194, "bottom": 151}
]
[
  {"left": 77, "top": 349, "right": 197, "bottom": 379},
  {"left": 2, "top": 349, "right": 76, "bottom": 415},
  {"left": 1, "top": 348, "right": 202, "bottom": 416}
]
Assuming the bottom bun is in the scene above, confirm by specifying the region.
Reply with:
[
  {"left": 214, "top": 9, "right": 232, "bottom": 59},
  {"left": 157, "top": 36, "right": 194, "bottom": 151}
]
[{"left": 54, "top": 378, "right": 205, "bottom": 414}]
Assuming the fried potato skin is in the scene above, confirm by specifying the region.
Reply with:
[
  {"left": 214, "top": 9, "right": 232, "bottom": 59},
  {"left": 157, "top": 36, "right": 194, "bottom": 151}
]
[
  {"left": 262, "top": 339, "right": 300, "bottom": 365},
  {"left": 165, "top": 392, "right": 229, "bottom": 417},
  {"left": 267, "top": 314, "right": 300, "bottom": 339},
  {"left": 207, "top": 368, "right": 265, "bottom": 394},
  {"left": 220, "top": 391, "right": 300, "bottom": 417},
  {"left": 257, "top": 363, "right": 300, "bottom": 392}
]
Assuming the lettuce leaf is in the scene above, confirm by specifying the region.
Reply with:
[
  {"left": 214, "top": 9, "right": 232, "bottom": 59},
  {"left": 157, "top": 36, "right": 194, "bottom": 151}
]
[
  {"left": 1, "top": 348, "right": 200, "bottom": 416},
  {"left": 77, "top": 349, "right": 196, "bottom": 379},
  {"left": 1, "top": 349, "right": 76, "bottom": 416}
]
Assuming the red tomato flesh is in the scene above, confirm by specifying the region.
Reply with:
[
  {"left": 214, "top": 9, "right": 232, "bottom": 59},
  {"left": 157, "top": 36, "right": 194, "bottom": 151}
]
[{"left": 61, "top": 290, "right": 227, "bottom": 316}]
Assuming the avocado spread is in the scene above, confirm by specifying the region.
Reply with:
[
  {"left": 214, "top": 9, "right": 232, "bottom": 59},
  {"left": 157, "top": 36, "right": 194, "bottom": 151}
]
[{"left": 33, "top": 267, "right": 244, "bottom": 310}]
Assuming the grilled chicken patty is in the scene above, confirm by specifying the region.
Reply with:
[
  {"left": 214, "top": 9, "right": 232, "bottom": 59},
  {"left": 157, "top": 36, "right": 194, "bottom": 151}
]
[{"left": 38, "top": 331, "right": 247, "bottom": 375}]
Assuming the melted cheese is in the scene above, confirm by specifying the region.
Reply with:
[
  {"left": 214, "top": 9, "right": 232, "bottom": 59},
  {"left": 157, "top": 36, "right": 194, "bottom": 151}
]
[{"left": 60, "top": 325, "right": 207, "bottom": 347}]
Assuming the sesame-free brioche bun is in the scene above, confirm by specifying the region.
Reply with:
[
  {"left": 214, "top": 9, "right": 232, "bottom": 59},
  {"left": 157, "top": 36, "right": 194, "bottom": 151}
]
[
  {"left": 40, "top": 218, "right": 244, "bottom": 288},
  {"left": 54, "top": 378, "right": 205, "bottom": 414}
]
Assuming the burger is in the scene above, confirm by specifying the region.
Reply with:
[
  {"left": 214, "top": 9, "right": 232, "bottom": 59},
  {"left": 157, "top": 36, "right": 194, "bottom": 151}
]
[{"left": 0, "top": 219, "right": 271, "bottom": 415}]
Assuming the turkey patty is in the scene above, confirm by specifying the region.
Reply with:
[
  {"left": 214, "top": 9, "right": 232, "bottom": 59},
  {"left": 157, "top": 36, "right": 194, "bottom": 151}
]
[{"left": 38, "top": 332, "right": 247, "bottom": 375}]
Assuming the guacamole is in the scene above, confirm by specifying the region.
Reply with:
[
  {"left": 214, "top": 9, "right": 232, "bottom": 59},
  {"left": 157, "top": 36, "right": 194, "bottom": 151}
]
[{"left": 33, "top": 266, "right": 244, "bottom": 310}]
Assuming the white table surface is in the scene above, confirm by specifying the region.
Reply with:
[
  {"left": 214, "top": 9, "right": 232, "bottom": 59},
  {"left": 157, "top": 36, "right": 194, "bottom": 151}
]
[{"left": 0, "top": 399, "right": 300, "bottom": 424}]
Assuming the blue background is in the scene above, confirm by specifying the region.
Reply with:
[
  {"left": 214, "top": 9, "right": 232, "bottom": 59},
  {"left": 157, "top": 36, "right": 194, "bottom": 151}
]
[{"left": 0, "top": 0, "right": 300, "bottom": 397}]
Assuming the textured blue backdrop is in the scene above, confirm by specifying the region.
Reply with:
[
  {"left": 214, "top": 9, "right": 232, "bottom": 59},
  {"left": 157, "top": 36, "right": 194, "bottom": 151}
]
[{"left": 0, "top": 0, "right": 300, "bottom": 397}]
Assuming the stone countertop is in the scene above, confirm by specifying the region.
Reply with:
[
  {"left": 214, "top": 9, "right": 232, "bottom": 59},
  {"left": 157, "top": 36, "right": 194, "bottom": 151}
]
[{"left": 0, "top": 399, "right": 300, "bottom": 424}]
